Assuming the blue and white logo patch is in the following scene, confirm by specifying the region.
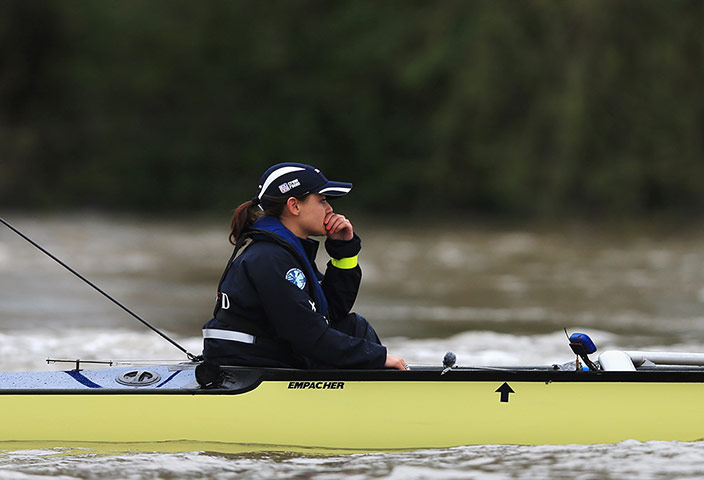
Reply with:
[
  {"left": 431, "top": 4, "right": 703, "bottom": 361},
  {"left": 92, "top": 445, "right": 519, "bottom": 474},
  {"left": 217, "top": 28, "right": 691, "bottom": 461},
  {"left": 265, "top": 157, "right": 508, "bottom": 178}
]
[
  {"left": 285, "top": 268, "right": 306, "bottom": 289},
  {"left": 278, "top": 179, "right": 301, "bottom": 194}
]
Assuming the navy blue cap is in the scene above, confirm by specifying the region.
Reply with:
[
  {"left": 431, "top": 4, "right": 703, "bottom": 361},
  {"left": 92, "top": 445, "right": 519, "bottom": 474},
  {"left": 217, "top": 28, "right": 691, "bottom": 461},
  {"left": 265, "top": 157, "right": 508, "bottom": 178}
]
[{"left": 254, "top": 163, "right": 352, "bottom": 207}]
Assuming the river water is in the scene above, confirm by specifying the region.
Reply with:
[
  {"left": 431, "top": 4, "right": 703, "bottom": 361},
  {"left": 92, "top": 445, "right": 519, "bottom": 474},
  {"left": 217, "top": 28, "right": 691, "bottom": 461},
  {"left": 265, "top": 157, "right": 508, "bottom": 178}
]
[{"left": 1, "top": 213, "right": 704, "bottom": 479}]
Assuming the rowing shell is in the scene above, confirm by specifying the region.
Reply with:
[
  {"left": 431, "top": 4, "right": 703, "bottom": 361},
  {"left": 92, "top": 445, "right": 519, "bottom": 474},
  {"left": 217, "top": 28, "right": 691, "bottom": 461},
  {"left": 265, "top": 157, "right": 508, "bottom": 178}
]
[{"left": 1, "top": 361, "right": 703, "bottom": 452}]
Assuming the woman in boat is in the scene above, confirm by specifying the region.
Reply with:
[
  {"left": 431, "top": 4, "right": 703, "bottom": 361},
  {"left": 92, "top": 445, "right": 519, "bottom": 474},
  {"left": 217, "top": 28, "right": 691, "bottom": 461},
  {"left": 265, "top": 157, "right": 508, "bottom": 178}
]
[{"left": 202, "top": 162, "right": 408, "bottom": 371}]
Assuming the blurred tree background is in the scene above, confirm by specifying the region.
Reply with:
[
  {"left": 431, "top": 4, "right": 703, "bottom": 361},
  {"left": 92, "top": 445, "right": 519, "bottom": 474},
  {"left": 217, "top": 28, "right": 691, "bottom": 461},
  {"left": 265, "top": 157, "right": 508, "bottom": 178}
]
[{"left": 2, "top": 0, "right": 704, "bottom": 219}]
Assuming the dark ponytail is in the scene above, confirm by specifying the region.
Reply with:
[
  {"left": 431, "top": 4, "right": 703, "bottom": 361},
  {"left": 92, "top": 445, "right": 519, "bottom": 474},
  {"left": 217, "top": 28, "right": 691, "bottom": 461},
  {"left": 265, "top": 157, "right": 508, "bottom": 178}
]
[
  {"left": 228, "top": 193, "right": 311, "bottom": 245},
  {"left": 229, "top": 200, "right": 261, "bottom": 245}
]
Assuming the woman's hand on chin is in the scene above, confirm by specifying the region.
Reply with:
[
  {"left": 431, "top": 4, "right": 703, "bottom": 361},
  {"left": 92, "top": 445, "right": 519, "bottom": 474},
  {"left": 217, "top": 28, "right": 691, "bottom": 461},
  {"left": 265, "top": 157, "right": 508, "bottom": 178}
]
[{"left": 324, "top": 213, "right": 354, "bottom": 241}]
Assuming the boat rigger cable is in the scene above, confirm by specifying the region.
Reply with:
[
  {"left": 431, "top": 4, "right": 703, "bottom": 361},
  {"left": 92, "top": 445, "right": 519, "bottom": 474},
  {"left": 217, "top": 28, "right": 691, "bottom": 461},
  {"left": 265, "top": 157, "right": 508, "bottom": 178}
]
[{"left": 0, "top": 216, "right": 202, "bottom": 362}]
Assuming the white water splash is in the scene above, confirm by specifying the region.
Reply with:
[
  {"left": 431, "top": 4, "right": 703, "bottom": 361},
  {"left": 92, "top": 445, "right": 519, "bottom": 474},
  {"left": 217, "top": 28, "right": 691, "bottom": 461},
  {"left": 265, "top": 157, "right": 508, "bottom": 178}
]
[
  {"left": 0, "top": 329, "right": 203, "bottom": 372},
  {"left": 2, "top": 327, "right": 702, "bottom": 373}
]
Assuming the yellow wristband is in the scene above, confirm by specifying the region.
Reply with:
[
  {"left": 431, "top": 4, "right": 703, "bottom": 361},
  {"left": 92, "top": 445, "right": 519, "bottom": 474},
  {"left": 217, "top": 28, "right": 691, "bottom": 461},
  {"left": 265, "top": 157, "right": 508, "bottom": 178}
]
[{"left": 331, "top": 256, "right": 358, "bottom": 269}]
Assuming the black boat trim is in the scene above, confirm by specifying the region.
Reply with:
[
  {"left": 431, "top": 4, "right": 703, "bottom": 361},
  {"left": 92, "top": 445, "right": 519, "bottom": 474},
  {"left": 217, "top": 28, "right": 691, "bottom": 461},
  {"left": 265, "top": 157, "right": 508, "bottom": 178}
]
[{"left": 4, "top": 366, "right": 704, "bottom": 396}]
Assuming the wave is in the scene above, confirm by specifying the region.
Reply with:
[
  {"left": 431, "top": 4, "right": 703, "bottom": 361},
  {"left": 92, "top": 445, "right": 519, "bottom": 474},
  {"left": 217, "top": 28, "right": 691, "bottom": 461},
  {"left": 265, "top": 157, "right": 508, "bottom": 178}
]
[{"left": 2, "top": 328, "right": 702, "bottom": 372}]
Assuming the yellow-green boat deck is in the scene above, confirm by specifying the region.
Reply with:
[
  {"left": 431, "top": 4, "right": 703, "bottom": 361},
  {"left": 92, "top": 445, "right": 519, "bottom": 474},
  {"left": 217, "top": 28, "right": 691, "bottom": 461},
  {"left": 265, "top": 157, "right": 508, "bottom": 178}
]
[{"left": 1, "top": 364, "right": 703, "bottom": 451}]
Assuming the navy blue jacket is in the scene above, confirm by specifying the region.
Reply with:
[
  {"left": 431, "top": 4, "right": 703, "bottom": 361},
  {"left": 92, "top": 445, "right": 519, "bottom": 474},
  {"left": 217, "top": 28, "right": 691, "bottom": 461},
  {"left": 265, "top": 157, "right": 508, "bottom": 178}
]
[{"left": 202, "top": 229, "right": 387, "bottom": 369}]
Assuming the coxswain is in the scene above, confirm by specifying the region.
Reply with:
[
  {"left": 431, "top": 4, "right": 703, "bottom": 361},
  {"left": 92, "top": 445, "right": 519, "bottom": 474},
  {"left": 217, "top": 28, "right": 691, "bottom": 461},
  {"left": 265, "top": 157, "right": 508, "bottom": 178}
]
[{"left": 202, "top": 162, "right": 408, "bottom": 371}]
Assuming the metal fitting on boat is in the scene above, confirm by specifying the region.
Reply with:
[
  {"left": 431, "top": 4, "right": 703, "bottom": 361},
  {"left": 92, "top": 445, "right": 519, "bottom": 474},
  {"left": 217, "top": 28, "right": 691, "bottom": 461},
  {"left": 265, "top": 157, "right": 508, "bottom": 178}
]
[{"left": 598, "top": 351, "right": 636, "bottom": 371}]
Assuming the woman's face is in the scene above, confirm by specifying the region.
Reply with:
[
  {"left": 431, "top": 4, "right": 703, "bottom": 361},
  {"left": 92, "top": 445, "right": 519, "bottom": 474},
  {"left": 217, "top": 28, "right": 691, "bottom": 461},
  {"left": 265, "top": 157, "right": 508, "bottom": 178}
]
[{"left": 295, "top": 194, "right": 333, "bottom": 237}]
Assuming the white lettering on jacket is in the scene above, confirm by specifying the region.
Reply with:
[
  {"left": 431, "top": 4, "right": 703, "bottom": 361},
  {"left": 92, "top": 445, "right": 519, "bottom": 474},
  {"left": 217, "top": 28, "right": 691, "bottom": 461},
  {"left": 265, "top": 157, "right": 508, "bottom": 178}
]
[{"left": 221, "top": 292, "right": 230, "bottom": 310}]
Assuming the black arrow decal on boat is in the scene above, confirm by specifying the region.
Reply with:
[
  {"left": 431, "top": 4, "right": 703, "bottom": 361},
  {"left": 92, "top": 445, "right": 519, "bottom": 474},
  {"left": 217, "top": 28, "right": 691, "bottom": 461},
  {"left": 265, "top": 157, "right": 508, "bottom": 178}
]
[{"left": 495, "top": 382, "right": 515, "bottom": 403}]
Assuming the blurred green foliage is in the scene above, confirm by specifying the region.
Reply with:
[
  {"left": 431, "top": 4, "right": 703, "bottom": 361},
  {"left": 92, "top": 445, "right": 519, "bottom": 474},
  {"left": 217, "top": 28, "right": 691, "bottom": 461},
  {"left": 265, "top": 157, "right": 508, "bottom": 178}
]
[{"left": 2, "top": 0, "right": 704, "bottom": 218}]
